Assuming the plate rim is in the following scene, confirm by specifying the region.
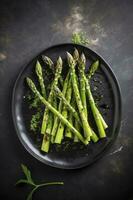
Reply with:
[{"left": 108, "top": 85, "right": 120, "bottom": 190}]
[{"left": 12, "top": 43, "right": 122, "bottom": 169}]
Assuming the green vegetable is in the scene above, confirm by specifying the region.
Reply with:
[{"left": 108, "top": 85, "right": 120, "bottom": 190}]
[
  {"left": 65, "top": 97, "right": 77, "bottom": 140},
  {"left": 42, "top": 55, "right": 64, "bottom": 86},
  {"left": 67, "top": 52, "right": 92, "bottom": 140},
  {"left": 35, "top": 61, "right": 46, "bottom": 98},
  {"left": 51, "top": 48, "right": 79, "bottom": 143},
  {"left": 26, "top": 77, "right": 88, "bottom": 145},
  {"left": 65, "top": 111, "right": 73, "bottom": 138},
  {"left": 74, "top": 120, "right": 80, "bottom": 142},
  {"left": 16, "top": 164, "right": 64, "bottom": 200},
  {"left": 41, "top": 57, "right": 63, "bottom": 135},
  {"left": 55, "top": 77, "right": 72, "bottom": 144},
  {"left": 25, "top": 48, "right": 108, "bottom": 153},
  {"left": 65, "top": 95, "right": 76, "bottom": 139},
  {"left": 42, "top": 55, "right": 54, "bottom": 72},
  {"left": 54, "top": 86, "right": 98, "bottom": 143},
  {"left": 80, "top": 54, "right": 106, "bottom": 138},
  {"left": 91, "top": 129, "right": 99, "bottom": 143},
  {"left": 87, "top": 60, "right": 108, "bottom": 129},
  {"left": 78, "top": 53, "right": 88, "bottom": 118},
  {"left": 41, "top": 57, "right": 62, "bottom": 152},
  {"left": 73, "top": 47, "right": 80, "bottom": 62},
  {"left": 87, "top": 60, "right": 99, "bottom": 80},
  {"left": 41, "top": 134, "right": 51, "bottom": 153},
  {"left": 51, "top": 72, "right": 70, "bottom": 143}
]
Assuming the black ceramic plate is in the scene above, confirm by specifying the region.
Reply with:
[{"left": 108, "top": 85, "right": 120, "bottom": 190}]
[{"left": 12, "top": 43, "right": 121, "bottom": 169}]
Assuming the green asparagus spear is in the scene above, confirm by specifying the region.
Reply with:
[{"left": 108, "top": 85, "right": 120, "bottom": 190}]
[
  {"left": 73, "top": 48, "right": 79, "bottom": 62},
  {"left": 53, "top": 95, "right": 58, "bottom": 118},
  {"left": 65, "top": 97, "right": 75, "bottom": 139},
  {"left": 87, "top": 60, "right": 108, "bottom": 129},
  {"left": 41, "top": 57, "right": 63, "bottom": 135},
  {"left": 91, "top": 129, "right": 99, "bottom": 143},
  {"left": 45, "top": 113, "right": 53, "bottom": 135},
  {"left": 40, "top": 56, "right": 54, "bottom": 137},
  {"left": 41, "top": 57, "right": 58, "bottom": 151},
  {"left": 98, "top": 111, "right": 108, "bottom": 129},
  {"left": 42, "top": 55, "right": 54, "bottom": 72},
  {"left": 74, "top": 120, "right": 80, "bottom": 142},
  {"left": 78, "top": 54, "right": 88, "bottom": 118},
  {"left": 35, "top": 61, "right": 46, "bottom": 98},
  {"left": 44, "top": 95, "right": 57, "bottom": 150},
  {"left": 41, "top": 134, "right": 51, "bottom": 152},
  {"left": 65, "top": 111, "right": 73, "bottom": 138},
  {"left": 51, "top": 72, "right": 70, "bottom": 143},
  {"left": 81, "top": 53, "right": 106, "bottom": 138},
  {"left": 55, "top": 78, "right": 72, "bottom": 144},
  {"left": 87, "top": 60, "right": 99, "bottom": 80},
  {"left": 67, "top": 52, "right": 92, "bottom": 140},
  {"left": 73, "top": 103, "right": 80, "bottom": 142},
  {"left": 26, "top": 77, "right": 88, "bottom": 145}
]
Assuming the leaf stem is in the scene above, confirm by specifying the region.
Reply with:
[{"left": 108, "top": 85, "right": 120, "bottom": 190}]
[{"left": 37, "top": 182, "right": 64, "bottom": 187}]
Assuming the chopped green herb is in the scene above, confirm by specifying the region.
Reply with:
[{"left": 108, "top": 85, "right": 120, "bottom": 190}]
[
  {"left": 72, "top": 32, "right": 89, "bottom": 45},
  {"left": 29, "top": 96, "right": 41, "bottom": 109},
  {"left": 26, "top": 92, "right": 41, "bottom": 109},
  {"left": 30, "top": 110, "right": 42, "bottom": 132}
]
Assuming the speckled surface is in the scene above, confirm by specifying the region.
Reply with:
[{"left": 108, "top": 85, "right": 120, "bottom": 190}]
[{"left": 0, "top": 0, "right": 133, "bottom": 199}]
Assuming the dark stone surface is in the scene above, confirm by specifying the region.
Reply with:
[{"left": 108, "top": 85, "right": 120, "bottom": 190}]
[{"left": 0, "top": 0, "right": 133, "bottom": 199}]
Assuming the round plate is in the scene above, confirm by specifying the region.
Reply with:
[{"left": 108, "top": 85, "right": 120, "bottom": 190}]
[{"left": 12, "top": 43, "right": 122, "bottom": 169}]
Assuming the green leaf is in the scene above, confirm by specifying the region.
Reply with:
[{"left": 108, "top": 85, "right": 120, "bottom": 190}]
[{"left": 21, "top": 164, "right": 34, "bottom": 184}]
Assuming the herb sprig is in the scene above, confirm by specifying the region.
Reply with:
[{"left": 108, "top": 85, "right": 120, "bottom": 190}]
[{"left": 16, "top": 164, "right": 64, "bottom": 200}]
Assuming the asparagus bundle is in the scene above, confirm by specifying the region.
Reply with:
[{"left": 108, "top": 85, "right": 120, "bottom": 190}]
[
  {"left": 67, "top": 52, "right": 92, "bottom": 141},
  {"left": 26, "top": 48, "right": 108, "bottom": 153},
  {"left": 41, "top": 57, "right": 63, "bottom": 152},
  {"left": 54, "top": 86, "right": 98, "bottom": 143},
  {"left": 26, "top": 78, "right": 88, "bottom": 145}
]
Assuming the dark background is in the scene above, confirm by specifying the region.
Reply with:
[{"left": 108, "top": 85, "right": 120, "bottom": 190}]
[{"left": 0, "top": 0, "right": 133, "bottom": 199}]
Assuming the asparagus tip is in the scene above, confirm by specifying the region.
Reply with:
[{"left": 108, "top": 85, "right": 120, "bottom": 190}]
[
  {"left": 57, "top": 56, "right": 63, "bottom": 66},
  {"left": 73, "top": 48, "right": 79, "bottom": 61},
  {"left": 80, "top": 53, "right": 86, "bottom": 65},
  {"left": 42, "top": 55, "right": 54, "bottom": 66},
  {"left": 36, "top": 60, "right": 40, "bottom": 66},
  {"left": 66, "top": 52, "right": 74, "bottom": 64},
  {"left": 26, "top": 77, "right": 30, "bottom": 84},
  {"left": 96, "top": 60, "right": 99, "bottom": 65},
  {"left": 36, "top": 60, "right": 42, "bottom": 75}
]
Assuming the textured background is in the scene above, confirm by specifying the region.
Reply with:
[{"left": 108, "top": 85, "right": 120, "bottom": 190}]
[{"left": 0, "top": 0, "right": 133, "bottom": 199}]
